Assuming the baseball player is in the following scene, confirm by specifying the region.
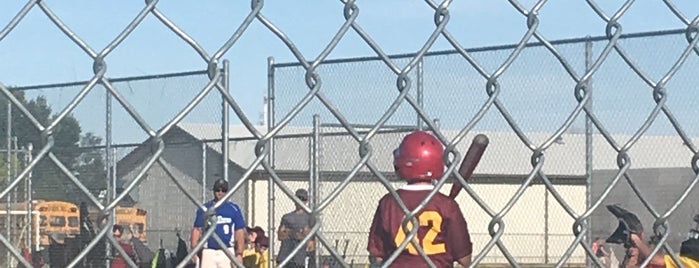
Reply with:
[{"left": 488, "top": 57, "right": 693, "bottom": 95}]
[
  {"left": 190, "top": 179, "right": 247, "bottom": 267},
  {"left": 367, "top": 131, "right": 473, "bottom": 268}
]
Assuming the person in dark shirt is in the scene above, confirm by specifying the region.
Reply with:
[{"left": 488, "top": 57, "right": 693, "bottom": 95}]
[
  {"left": 367, "top": 131, "right": 473, "bottom": 268},
  {"left": 277, "top": 188, "right": 316, "bottom": 268}
]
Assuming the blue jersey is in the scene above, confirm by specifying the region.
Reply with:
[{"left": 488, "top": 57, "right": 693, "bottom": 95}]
[{"left": 193, "top": 200, "right": 246, "bottom": 249}]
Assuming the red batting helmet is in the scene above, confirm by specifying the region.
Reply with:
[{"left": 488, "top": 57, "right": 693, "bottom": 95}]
[{"left": 393, "top": 131, "right": 445, "bottom": 182}]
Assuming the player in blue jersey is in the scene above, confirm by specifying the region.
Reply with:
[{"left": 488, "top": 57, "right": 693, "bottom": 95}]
[{"left": 190, "top": 179, "right": 247, "bottom": 267}]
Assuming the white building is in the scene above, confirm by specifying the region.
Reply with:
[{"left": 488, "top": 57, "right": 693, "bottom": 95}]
[{"left": 116, "top": 122, "right": 699, "bottom": 266}]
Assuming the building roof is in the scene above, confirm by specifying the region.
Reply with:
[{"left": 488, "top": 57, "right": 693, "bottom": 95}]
[
  {"left": 176, "top": 123, "right": 698, "bottom": 176},
  {"left": 115, "top": 125, "right": 250, "bottom": 189}
]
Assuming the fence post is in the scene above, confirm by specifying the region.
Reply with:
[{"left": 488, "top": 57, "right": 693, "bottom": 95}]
[
  {"left": 417, "top": 59, "right": 424, "bottom": 130},
  {"left": 222, "top": 60, "right": 230, "bottom": 185},
  {"left": 544, "top": 186, "right": 549, "bottom": 264},
  {"left": 11, "top": 138, "right": 17, "bottom": 208},
  {"left": 584, "top": 36, "right": 594, "bottom": 268},
  {"left": 105, "top": 75, "right": 114, "bottom": 268},
  {"left": 24, "top": 144, "right": 33, "bottom": 252},
  {"left": 202, "top": 142, "right": 207, "bottom": 203},
  {"left": 5, "top": 91, "right": 11, "bottom": 268},
  {"left": 311, "top": 114, "right": 321, "bottom": 267},
  {"left": 267, "top": 56, "right": 277, "bottom": 268}
]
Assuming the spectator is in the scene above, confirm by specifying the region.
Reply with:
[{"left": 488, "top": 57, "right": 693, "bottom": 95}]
[
  {"left": 243, "top": 226, "right": 265, "bottom": 267},
  {"left": 256, "top": 235, "right": 270, "bottom": 268},
  {"left": 111, "top": 224, "right": 137, "bottom": 268},
  {"left": 605, "top": 205, "right": 699, "bottom": 268},
  {"left": 277, "top": 188, "right": 316, "bottom": 268}
]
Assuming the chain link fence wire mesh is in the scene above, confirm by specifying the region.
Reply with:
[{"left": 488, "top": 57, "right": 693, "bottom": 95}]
[{"left": 1, "top": 1, "right": 699, "bottom": 268}]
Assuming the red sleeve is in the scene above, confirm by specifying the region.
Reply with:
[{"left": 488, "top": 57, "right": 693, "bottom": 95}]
[
  {"left": 367, "top": 198, "right": 386, "bottom": 258},
  {"left": 446, "top": 201, "right": 472, "bottom": 260},
  {"left": 123, "top": 243, "right": 135, "bottom": 257}
]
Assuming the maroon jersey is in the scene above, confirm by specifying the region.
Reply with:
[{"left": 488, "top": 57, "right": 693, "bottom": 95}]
[{"left": 367, "top": 184, "right": 473, "bottom": 268}]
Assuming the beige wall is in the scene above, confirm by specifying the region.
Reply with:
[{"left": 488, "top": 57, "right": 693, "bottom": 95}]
[{"left": 247, "top": 179, "right": 587, "bottom": 265}]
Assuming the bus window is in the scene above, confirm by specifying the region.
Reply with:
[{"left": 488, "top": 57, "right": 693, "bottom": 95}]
[
  {"left": 120, "top": 224, "right": 132, "bottom": 234},
  {"left": 39, "top": 216, "right": 47, "bottom": 227},
  {"left": 133, "top": 223, "right": 145, "bottom": 235},
  {"left": 68, "top": 216, "right": 79, "bottom": 227},
  {"left": 49, "top": 216, "right": 66, "bottom": 227}
]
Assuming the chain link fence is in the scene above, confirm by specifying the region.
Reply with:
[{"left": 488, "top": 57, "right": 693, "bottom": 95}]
[
  {"left": 0, "top": 69, "right": 231, "bottom": 267},
  {"left": 1, "top": 1, "right": 699, "bottom": 268},
  {"left": 268, "top": 26, "right": 699, "bottom": 267}
]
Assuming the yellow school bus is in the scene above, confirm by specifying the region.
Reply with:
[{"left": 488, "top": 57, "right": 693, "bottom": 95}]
[
  {"left": 115, "top": 205, "right": 148, "bottom": 243},
  {"left": 0, "top": 201, "right": 41, "bottom": 250},
  {"left": 34, "top": 200, "right": 81, "bottom": 246},
  {"left": 0, "top": 200, "right": 80, "bottom": 250},
  {"left": 86, "top": 205, "right": 149, "bottom": 243}
]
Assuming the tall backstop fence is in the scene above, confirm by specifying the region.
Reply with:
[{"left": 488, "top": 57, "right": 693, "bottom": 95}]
[
  {"left": 266, "top": 27, "right": 699, "bottom": 266},
  {"left": 1, "top": 2, "right": 699, "bottom": 268}
]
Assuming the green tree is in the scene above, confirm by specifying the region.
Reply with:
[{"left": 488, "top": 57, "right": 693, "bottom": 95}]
[
  {"left": 75, "top": 132, "right": 107, "bottom": 197},
  {"left": 0, "top": 89, "right": 105, "bottom": 203}
]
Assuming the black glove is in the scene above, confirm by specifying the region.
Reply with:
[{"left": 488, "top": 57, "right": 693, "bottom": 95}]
[
  {"left": 605, "top": 204, "right": 643, "bottom": 245},
  {"left": 681, "top": 217, "right": 699, "bottom": 263},
  {"left": 681, "top": 236, "right": 699, "bottom": 262}
]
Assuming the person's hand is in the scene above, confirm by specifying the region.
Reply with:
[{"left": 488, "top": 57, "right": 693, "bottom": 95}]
[
  {"left": 236, "top": 254, "right": 243, "bottom": 264},
  {"left": 630, "top": 232, "right": 643, "bottom": 246},
  {"left": 369, "top": 256, "right": 383, "bottom": 268},
  {"left": 191, "top": 254, "right": 198, "bottom": 264}
]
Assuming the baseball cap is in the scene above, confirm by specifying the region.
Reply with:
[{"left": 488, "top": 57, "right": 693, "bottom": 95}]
[
  {"left": 295, "top": 188, "right": 309, "bottom": 201},
  {"left": 212, "top": 179, "right": 228, "bottom": 191}
]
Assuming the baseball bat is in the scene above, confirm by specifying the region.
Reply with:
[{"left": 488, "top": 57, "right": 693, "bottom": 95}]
[{"left": 448, "top": 134, "right": 489, "bottom": 199}]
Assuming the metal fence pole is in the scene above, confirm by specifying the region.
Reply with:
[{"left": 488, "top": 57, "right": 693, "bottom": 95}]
[
  {"left": 25, "top": 144, "right": 33, "bottom": 252},
  {"left": 112, "top": 148, "right": 118, "bottom": 202},
  {"left": 222, "top": 60, "right": 230, "bottom": 185},
  {"left": 267, "top": 56, "right": 276, "bottom": 268},
  {"left": 6, "top": 91, "right": 11, "bottom": 268},
  {"left": 311, "top": 114, "right": 321, "bottom": 268},
  {"left": 106, "top": 79, "right": 114, "bottom": 268},
  {"left": 22, "top": 146, "right": 29, "bottom": 251},
  {"left": 544, "top": 187, "right": 549, "bottom": 264},
  {"left": 417, "top": 60, "right": 424, "bottom": 131},
  {"left": 202, "top": 142, "right": 207, "bottom": 203},
  {"left": 584, "top": 37, "right": 594, "bottom": 268},
  {"left": 11, "top": 138, "right": 16, "bottom": 209}
]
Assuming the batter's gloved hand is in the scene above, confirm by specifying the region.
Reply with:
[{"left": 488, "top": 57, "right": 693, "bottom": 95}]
[{"left": 605, "top": 204, "right": 643, "bottom": 245}]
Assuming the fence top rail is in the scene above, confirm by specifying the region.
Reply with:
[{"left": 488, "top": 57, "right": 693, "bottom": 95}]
[
  {"left": 74, "top": 125, "right": 421, "bottom": 150},
  {"left": 12, "top": 69, "right": 211, "bottom": 91},
  {"left": 272, "top": 28, "right": 685, "bottom": 68}
]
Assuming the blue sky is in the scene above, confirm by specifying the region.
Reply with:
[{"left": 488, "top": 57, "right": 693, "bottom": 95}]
[{"left": 1, "top": 1, "right": 699, "bottom": 145}]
